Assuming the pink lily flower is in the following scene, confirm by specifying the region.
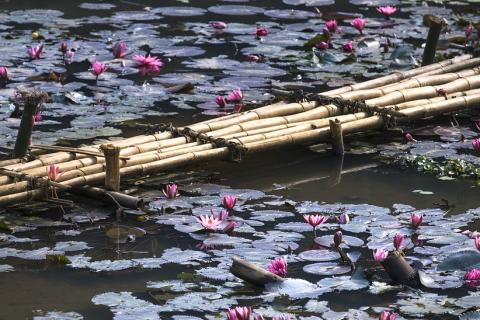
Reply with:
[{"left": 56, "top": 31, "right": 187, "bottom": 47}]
[
  {"left": 315, "top": 41, "right": 329, "bottom": 50},
  {"left": 475, "top": 236, "right": 480, "bottom": 251},
  {"left": 132, "top": 54, "right": 164, "bottom": 75},
  {"left": 325, "top": 19, "right": 338, "bottom": 33},
  {"left": 210, "top": 21, "right": 228, "bottom": 29},
  {"left": 27, "top": 44, "right": 43, "bottom": 60},
  {"left": 223, "top": 195, "right": 237, "bottom": 210},
  {"left": 464, "top": 268, "right": 480, "bottom": 288},
  {"left": 196, "top": 214, "right": 222, "bottom": 231},
  {"left": 343, "top": 40, "right": 354, "bottom": 53},
  {"left": 112, "top": 41, "right": 127, "bottom": 59},
  {"left": 59, "top": 41, "right": 68, "bottom": 54},
  {"left": 404, "top": 132, "right": 417, "bottom": 143},
  {"left": 466, "top": 24, "right": 474, "bottom": 38},
  {"left": 303, "top": 214, "right": 328, "bottom": 228},
  {"left": 376, "top": 6, "right": 397, "bottom": 18},
  {"left": 393, "top": 233, "right": 405, "bottom": 251},
  {"left": 0, "top": 67, "right": 8, "bottom": 81},
  {"left": 267, "top": 257, "right": 287, "bottom": 277},
  {"left": 255, "top": 26, "right": 268, "bottom": 38},
  {"left": 212, "top": 208, "right": 229, "bottom": 221},
  {"left": 245, "top": 54, "right": 265, "bottom": 62},
  {"left": 47, "top": 164, "right": 63, "bottom": 181},
  {"left": 350, "top": 17, "right": 366, "bottom": 34},
  {"left": 373, "top": 248, "right": 389, "bottom": 262},
  {"left": 227, "top": 306, "right": 252, "bottom": 320},
  {"left": 223, "top": 221, "right": 237, "bottom": 233},
  {"left": 90, "top": 61, "right": 107, "bottom": 80},
  {"left": 410, "top": 213, "right": 423, "bottom": 229},
  {"left": 162, "top": 183, "right": 179, "bottom": 199},
  {"left": 337, "top": 213, "right": 350, "bottom": 224},
  {"left": 66, "top": 49, "right": 75, "bottom": 64},
  {"left": 215, "top": 95, "right": 227, "bottom": 107},
  {"left": 227, "top": 88, "right": 243, "bottom": 102},
  {"left": 472, "top": 138, "right": 480, "bottom": 153},
  {"left": 34, "top": 111, "right": 42, "bottom": 123},
  {"left": 334, "top": 230, "right": 343, "bottom": 247},
  {"left": 379, "top": 310, "right": 397, "bottom": 320}
]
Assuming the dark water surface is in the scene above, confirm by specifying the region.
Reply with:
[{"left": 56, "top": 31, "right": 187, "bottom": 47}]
[{"left": 0, "top": 0, "right": 480, "bottom": 319}]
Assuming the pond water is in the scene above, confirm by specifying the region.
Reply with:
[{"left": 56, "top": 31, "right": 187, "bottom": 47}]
[{"left": 0, "top": 0, "right": 480, "bottom": 319}]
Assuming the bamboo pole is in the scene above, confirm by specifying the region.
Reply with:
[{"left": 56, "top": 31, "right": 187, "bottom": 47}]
[
  {"left": 101, "top": 144, "right": 121, "bottom": 192},
  {"left": 329, "top": 119, "right": 344, "bottom": 155},
  {"left": 422, "top": 16, "right": 446, "bottom": 66}
]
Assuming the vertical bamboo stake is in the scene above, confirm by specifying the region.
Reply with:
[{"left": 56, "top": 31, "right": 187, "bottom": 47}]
[
  {"left": 422, "top": 16, "right": 445, "bottom": 66},
  {"left": 102, "top": 144, "right": 121, "bottom": 191},
  {"left": 13, "top": 91, "right": 48, "bottom": 158},
  {"left": 329, "top": 119, "right": 344, "bottom": 155}
]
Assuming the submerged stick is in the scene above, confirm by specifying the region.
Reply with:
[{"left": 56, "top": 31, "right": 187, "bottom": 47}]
[{"left": 230, "top": 256, "right": 283, "bottom": 287}]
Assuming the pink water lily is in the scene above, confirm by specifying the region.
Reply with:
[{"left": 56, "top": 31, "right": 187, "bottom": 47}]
[
  {"left": 472, "top": 138, "right": 480, "bottom": 153},
  {"left": 215, "top": 95, "right": 227, "bottom": 107},
  {"left": 343, "top": 40, "right": 354, "bottom": 53},
  {"left": 227, "top": 306, "right": 252, "bottom": 320},
  {"left": 334, "top": 230, "right": 343, "bottom": 247},
  {"left": 133, "top": 54, "right": 164, "bottom": 75},
  {"left": 163, "top": 183, "right": 179, "bottom": 199},
  {"left": 227, "top": 88, "right": 243, "bottom": 102},
  {"left": 373, "top": 248, "right": 389, "bottom": 262},
  {"left": 27, "top": 44, "right": 43, "bottom": 60},
  {"left": 464, "top": 268, "right": 480, "bottom": 288},
  {"left": 325, "top": 19, "right": 338, "bottom": 33},
  {"left": 90, "top": 61, "right": 107, "bottom": 79},
  {"left": 223, "top": 221, "right": 237, "bottom": 233},
  {"left": 59, "top": 41, "right": 68, "bottom": 54},
  {"left": 34, "top": 111, "right": 42, "bottom": 123},
  {"left": 379, "top": 310, "right": 397, "bottom": 320},
  {"left": 466, "top": 24, "right": 474, "bottom": 38},
  {"left": 351, "top": 17, "right": 366, "bottom": 34},
  {"left": 376, "top": 6, "right": 397, "bottom": 18},
  {"left": 255, "top": 26, "right": 268, "bottom": 38},
  {"left": 196, "top": 214, "right": 222, "bottom": 231},
  {"left": 475, "top": 237, "right": 480, "bottom": 251},
  {"left": 112, "top": 41, "right": 127, "bottom": 58},
  {"left": 210, "top": 21, "right": 227, "bottom": 29},
  {"left": 267, "top": 257, "right": 287, "bottom": 277},
  {"left": 315, "top": 41, "right": 329, "bottom": 50},
  {"left": 47, "top": 164, "right": 63, "bottom": 181},
  {"left": 0, "top": 67, "right": 8, "bottom": 81},
  {"left": 66, "top": 49, "right": 75, "bottom": 64},
  {"left": 404, "top": 132, "right": 417, "bottom": 143},
  {"left": 393, "top": 233, "right": 405, "bottom": 251},
  {"left": 212, "top": 208, "right": 229, "bottom": 221},
  {"left": 410, "top": 213, "right": 423, "bottom": 229},
  {"left": 245, "top": 54, "right": 265, "bottom": 62},
  {"left": 337, "top": 213, "right": 350, "bottom": 224},
  {"left": 223, "top": 195, "right": 237, "bottom": 210},
  {"left": 303, "top": 214, "right": 328, "bottom": 228}
]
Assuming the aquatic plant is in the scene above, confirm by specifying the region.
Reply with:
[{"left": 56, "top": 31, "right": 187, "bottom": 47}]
[
  {"left": 379, "top": 310, "right": 397, "bottom": 320},
  {"left": 464, "top": 268, "right": 480, "bottom": 287},
  {"left": 215, "top": 95, "right": 227, "bottom": 107},
  {"left": 325, "top": 19, "right": 338, "bottom": 33},
  {"left": 0, "top": 67, "right": 8, "bottom": 83},
  {"left": 27, "top": 44, "right": 43, "bottom": 60},
  {"left": 196, "top": 214, "right": 222, "bottom": 231},
  {"left": 133, "top": 54, "right": 163, "bottom": 75},
  {"left": 59, "top": 41, "right": 68, "bottom": 54},
  {"left": 255, "top": 26, "right": 268, "bottom": 39},
  {"left": 90, "top": 61, "right": 107, "bottom": 80},
  {"left": 350, "top": 17, "right": 366, "bottom": 34},
  {"left": 472, "top": 138, "right": 480, "bottom": 153},
  {"left": 212, "top": 208, "right": 229, "bottom": 221},
  {"left": 227, "top": 306, "right": 252, "bottom": 320},
  {"left": 343, "top": 41, "right": 354, "bottom": 53},
  {"left": 466, "top": 24, "right": 474, "bottom": 38},
  {"left": 373, "top": 248, "right": 389, "bottom": 262},
  {"left": 315, "top": 41, "right": 329, "bottom": 50},
  {"left": 410, "top": 213, "right": 423, "bottom": 229},
  {"left": 267, "top": 257, "right": 287, "bottom": 277},
  {"left": 337, "top": 213, "right": 350, "bottom": 224},
  {"left": 112, "top": 41, "right": 127, "bottom": 59},
  {"left": 223, "top": 195, "right": 237, "bottom": 210},
  {"left": 47, "top": 164, "right": 63, "bottom": 181},
  {"left": 209, "top": 21, "right": 227, "bottom": 29},
  {"left": 303, "top": 214, "right": 328, "bottom": 235},
  {"left": 163, "top": 183, "right": 179, "bottom": 199},
  {"left": 404, "top": 133, "right": 417, "bottom": 143},
  {"left": 376, "top": 6, "right": 397, "bottom": 18},
  {"left": 393, "top": 233, "right": 405, "bottom": 251},
  {"left": 227, "top": 88, "right": 243, "bottom": 103},
  {"left": 475, "top": 237, "right": 480, "bottom": 251},
  {"left": 334, "top": 230, "right": 343, "bottom": 247},
  {"left": 223, "top": 221, "right": 237, "bottom": 233}
]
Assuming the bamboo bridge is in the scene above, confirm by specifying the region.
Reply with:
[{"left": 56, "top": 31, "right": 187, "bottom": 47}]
[{"left": 1, "top": 54, "right": 480, "bottom": 207}]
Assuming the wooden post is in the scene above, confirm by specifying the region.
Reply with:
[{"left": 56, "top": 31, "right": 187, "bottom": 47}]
[
  {"left": 329, "top": 119, "right": 344, "bottom": 155},
  {"left": 380, "top": 251, "right": 418, "bottom": 285},
  {"left": 102, "top": 144, "right": 121, "bottom": 192},
  {"left": 421, "top": 16, "right": 445, "bottom": 66},
  {"left": 13, "top": 91, "right": 48, "bottom": 158}
]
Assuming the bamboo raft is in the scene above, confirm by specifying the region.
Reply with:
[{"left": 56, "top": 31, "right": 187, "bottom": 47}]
[{"left": 1, "top": 54, "right": 480, "bottom": 207}]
